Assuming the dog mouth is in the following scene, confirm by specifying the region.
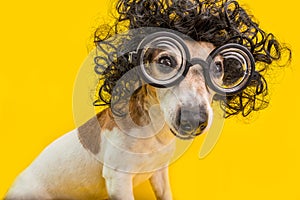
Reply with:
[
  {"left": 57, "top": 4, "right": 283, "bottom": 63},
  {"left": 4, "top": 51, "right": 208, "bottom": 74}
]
[{"left": 169, "top": 127, "right": 202, "bottom": 140}]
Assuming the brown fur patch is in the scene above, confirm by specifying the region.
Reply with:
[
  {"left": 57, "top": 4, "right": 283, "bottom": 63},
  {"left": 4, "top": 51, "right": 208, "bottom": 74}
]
[
  {"left": 97, "top": 108, "right": 116, "bottom": 131},
  {"left": 129, "top": 85, "right": 158, "bottom": 127},
  {"left": 78, "top": 108, "right": 116, "bottom": 154}
]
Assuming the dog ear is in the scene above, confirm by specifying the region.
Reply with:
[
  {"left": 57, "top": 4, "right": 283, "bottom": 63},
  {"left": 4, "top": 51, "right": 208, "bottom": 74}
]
[{"left": 77, "top": 115, "right": 102, "bottom": 155}]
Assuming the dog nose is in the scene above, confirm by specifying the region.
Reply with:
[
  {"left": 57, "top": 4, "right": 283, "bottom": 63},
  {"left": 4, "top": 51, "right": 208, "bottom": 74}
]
[{"left": 176, "top": 106, "right": 208, "bottom": 135}]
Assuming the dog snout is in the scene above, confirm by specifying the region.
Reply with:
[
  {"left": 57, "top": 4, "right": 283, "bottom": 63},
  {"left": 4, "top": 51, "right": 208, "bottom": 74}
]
[{"left": 176, "top": 106, "right": 208, "bottom": 135}]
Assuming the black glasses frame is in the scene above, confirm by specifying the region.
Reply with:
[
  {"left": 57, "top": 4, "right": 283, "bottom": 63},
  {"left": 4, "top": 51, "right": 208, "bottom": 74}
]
[{"left": 129, "top": 31, "right": 256, "bottom": 95}]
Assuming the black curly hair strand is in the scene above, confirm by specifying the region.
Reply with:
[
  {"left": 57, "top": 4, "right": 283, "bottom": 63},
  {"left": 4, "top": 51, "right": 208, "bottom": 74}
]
[{"left": 93, "top": 0, "right": 291, "bottom": 118}]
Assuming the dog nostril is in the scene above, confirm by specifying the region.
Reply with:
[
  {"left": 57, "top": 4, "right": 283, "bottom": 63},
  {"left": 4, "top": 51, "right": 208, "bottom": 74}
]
[{"left": 175, "top": 108, "right": 182, "bottom": 128}]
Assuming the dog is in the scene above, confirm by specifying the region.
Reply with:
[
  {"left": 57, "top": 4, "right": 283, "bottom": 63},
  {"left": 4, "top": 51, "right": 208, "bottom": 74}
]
[
  {"left": 5, "top": 0, "right": 290, "bottom": 199},
  {"left": 5, "top": 37, "right": 218, "bottom": 199}
]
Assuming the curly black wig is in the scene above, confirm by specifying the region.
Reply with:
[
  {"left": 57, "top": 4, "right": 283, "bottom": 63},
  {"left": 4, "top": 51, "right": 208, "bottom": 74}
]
[{"left": 93, "top": 0, "right": 291, "bottom": 118}]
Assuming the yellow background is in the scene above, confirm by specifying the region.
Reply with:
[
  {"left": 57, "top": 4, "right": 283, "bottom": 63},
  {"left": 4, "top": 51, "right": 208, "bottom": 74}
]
[{"left": 0, "top": 0, "right": 299, "bottom": 199}]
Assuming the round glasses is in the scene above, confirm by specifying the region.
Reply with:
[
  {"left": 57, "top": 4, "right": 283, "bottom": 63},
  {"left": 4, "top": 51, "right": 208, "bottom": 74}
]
[{"left": 129, "top": 31, "right": 255, "bottom": 95}]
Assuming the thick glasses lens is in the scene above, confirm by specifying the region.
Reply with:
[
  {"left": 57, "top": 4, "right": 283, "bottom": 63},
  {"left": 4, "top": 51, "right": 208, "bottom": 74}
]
[
  {"left": 137, "top": 32, "right": 190, "bottom": 88},
  {"left": 207, "top": 44, "right": 255, "bottom": 94}
]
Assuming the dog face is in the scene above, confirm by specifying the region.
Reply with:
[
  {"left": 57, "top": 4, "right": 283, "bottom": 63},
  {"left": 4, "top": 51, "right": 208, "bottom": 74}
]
[{"left": 155, "top": 40, "right": 223, "bottom": 139}]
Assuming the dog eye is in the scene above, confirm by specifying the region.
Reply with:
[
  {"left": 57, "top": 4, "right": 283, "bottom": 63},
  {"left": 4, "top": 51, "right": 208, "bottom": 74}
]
[
  {"left": 211, "top": 61, "right": 223, "bottom": 78},
  {"left": 157, "top": 55, "right": 177, "bottom": 74}
]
